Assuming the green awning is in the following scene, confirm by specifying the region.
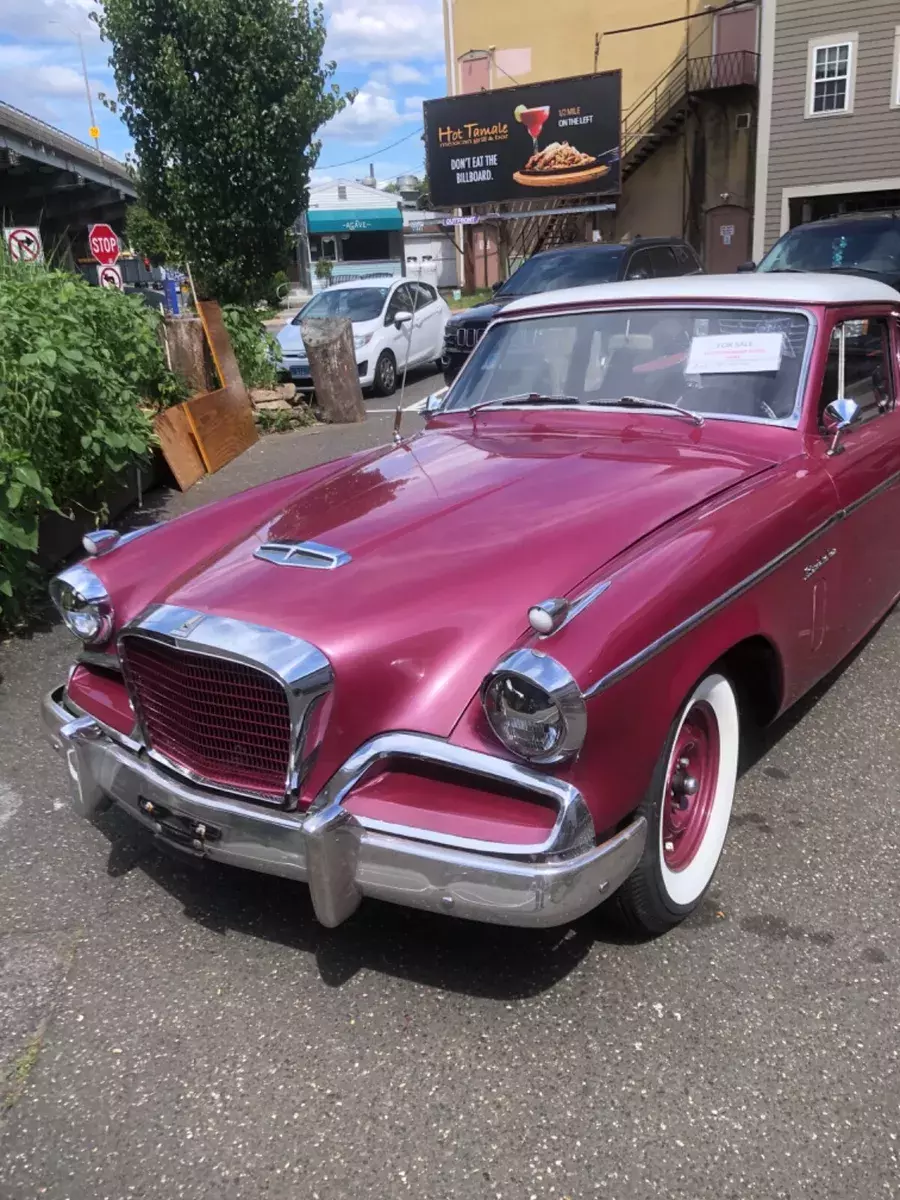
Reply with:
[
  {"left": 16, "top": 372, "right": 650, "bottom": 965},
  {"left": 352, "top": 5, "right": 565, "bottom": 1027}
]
[{"left": 307, "top": 207, "right": 402, "bottom": 233}]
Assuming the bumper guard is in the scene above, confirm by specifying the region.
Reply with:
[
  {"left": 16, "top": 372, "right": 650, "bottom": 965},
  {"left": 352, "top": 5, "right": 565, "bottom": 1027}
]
[{"left": 42, "top": 686, "right": 645, "bottom": 929}]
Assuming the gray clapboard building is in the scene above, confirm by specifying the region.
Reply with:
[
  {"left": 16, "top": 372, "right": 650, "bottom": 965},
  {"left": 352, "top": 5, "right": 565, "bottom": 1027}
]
[{"left": 753, "top": 0, "right": 900, "bottom": 258}]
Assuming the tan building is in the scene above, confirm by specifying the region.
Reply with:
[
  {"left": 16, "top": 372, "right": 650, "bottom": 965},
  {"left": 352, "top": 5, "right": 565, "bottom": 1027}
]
[{"left": 441, "top": 0, "right": 760, "bottom": 275}]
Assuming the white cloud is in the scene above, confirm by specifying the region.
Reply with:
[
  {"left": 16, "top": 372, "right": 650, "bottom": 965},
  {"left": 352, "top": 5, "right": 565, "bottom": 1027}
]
[
  {"left": 386, "top": 63, "right": 428, "bottom": 85},
  {"left": 325, "top": 0, "right": 443, "bottom": 64},
  {"left": 0, "top": 0, "right": 98, "bottom": 41},
  {"left": 403, "top": 96, "right": 427, "bottom": 115},
  {"left": 321, "top": 90, "right": 407, "bottom": 140}
]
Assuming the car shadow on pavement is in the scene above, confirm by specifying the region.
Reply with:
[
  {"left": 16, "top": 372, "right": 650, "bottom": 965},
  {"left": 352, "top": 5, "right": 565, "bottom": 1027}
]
[{"left": 94, "top": 805, "right": 600, "bottom": 1000}]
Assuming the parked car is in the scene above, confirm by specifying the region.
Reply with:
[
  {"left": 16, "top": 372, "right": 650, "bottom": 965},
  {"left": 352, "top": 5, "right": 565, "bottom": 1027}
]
[
  {"left": 44, "top": 273, "right": 900, "bottom": 936},
  {"left": 442, "top": 237, "right": 703, "bottom": 383},
  {"left": 277, "top": 277, "right": 449, "bottom": 397},
  {"left": 747, "top": 211, "right": 900, "bottom": 289}
]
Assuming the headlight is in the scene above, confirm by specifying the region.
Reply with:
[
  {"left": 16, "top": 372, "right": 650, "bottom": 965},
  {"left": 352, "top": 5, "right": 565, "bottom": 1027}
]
[
  {"left": 49, "top": 563, "right": 114, "bottom": 646},
  {"left": 482, "top": 649, "right": 586, "bottom": 764},
  {"left": 354, "top": 332, "right": 373, "bottom": 349}
]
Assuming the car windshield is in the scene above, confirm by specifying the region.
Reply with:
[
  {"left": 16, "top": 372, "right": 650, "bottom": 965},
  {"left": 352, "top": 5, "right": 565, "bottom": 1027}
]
[
  {"left": 295, "top": 287, "right": 389, "bottom": 323},
  {"left": 444, "top": 307, "right": 812, "bottom": 423},
  {"left": 758, "top": 222, "right": 900, "bottom": 276},
  {"left": 495, "top": 247, "right": 625, "bottom": 298}
]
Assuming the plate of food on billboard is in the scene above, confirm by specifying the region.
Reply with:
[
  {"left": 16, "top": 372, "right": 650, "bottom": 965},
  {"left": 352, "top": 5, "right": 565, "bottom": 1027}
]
[{"left": 424, "top": 70, "right": 621, "bottom": 208}]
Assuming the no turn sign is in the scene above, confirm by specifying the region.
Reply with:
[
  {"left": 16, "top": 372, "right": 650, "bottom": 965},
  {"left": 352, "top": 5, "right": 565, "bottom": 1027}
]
[
  {"left": 88, "top": 223, "right": 120, "bottom": 266},
  {"left": 4, "top": 226, "right": 44, "bottom": 263},
  {"left": 99, "top": 264, "right": 124, "bottom": 290}
]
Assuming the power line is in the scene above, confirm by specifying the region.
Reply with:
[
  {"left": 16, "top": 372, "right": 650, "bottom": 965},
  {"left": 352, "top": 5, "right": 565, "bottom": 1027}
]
[
  {"left": 603, "top": 0, "right": 754, "bottom": 38},
  {"left": 317, "top": 126, "right": 423, "bottom": 171}
]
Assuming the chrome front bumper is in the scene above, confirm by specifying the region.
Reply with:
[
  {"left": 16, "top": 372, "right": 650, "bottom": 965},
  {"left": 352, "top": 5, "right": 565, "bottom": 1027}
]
[{"left": 42, "top": 686, "right": 646, "bottom": 929}]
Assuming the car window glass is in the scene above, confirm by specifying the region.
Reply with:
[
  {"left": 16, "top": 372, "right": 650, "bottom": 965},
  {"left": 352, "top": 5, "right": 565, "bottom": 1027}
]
[
  {"left": 760, "top": 223, "right": 900, "bottom": 275},
  {"left": 649, "top": 246, "right": 679, "bottom": 277},
  {"left": 411, "top": 282, "right": 436, "bottom": 307},
  {"left": 446, "top": 307, "right": 811, "bottom": 422},
  {"left": 625, "top": 250, "right": 653, "bottom": 280},
  {"left": 819, "top": 317, "right": 894, "bottom": 426},
  {"left": 674, "top": 245, "right": 701, "bottom": 274},
  {"left": 296, "top": 287, "right": 389, "bottom": 323},
  {"left": 385, "top": 285, "right": 410, "bottom": 321},
  {"left": 495, "top": 247, "right": 624, "bottom": 296}
]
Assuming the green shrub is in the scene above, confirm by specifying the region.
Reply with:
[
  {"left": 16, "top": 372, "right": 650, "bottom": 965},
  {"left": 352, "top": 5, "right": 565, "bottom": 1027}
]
[
  {"left": 220, "top": 304, "right": 280, "bottom": 389},
  {"left": 0, "top": 256, "right": 182, "bottom": 631}
]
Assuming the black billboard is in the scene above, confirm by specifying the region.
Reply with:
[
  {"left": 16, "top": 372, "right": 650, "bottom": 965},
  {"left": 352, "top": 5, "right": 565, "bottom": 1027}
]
[{"left": 424, "top": 70, "right": 621, "bottom": 209}]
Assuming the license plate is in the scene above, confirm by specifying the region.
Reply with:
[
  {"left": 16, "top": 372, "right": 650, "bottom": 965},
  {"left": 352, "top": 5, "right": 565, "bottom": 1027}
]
[{"left": 290, "top": 365, "right": 311, "bottom": 381}]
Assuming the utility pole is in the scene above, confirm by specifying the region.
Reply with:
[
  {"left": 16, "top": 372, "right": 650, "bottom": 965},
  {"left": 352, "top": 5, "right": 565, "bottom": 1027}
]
[{"left": 76, "top": 32, "right": 102, "bottom": 160}]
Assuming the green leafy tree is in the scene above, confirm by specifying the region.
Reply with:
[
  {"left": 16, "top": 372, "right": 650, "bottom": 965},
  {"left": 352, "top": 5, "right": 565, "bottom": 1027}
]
[
  {"left": 125, "top": 202, "right": 183, "bottom": 267},
  {"left": 95, "top": 0, "right": 351, "bottom": 303}
]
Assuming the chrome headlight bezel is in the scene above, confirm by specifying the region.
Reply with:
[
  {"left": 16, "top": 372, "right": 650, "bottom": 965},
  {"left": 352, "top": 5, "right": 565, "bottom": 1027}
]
[
  {"left": 481, "top": 649, "right": 587, "bottom": 765},
  {"left": 49, "top": 562, "right": 114, "bottom": 646}
]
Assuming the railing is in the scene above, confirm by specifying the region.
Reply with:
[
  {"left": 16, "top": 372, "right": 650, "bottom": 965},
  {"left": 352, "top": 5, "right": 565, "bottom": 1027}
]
[{"left": 622, "top": 50, "right": 759, "bottom": 158}]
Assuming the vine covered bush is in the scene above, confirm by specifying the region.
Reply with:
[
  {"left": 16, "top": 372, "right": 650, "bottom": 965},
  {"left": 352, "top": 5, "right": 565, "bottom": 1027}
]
[
  {"left": 0, "top": 258, "right": 182, "bottom": 630},
  {"left": 221, "top": 304, "right": 280, "bottom": 389}
]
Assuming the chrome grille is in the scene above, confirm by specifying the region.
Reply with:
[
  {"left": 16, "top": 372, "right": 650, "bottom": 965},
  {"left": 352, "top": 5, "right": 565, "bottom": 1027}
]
[{"left": 121, "top": 636, "right": 292, "bottom": 800}]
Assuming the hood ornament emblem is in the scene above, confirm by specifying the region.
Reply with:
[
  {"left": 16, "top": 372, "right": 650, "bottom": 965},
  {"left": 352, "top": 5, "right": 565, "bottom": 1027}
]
[{"left": 254, "top": 540, "right": 352, "bottom": 570}]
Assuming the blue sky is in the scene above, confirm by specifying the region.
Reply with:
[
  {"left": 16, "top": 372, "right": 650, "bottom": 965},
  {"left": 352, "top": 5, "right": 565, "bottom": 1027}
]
[{"left": 0, "top": 0, "right": 445, "bottom": 188}]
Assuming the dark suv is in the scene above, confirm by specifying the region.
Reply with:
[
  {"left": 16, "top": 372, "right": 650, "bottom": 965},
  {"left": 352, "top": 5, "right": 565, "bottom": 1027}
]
[
  {"left": 752, "top": 212, "right": 900, "bottom": 289},
  {"left": 442, "top": 237, "right": 703, "bottom": 383}
]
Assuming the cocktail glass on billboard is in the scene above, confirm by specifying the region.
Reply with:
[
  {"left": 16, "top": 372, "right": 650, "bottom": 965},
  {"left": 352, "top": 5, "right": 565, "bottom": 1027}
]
[{"left": 515, "top": 104, "right": 551, "bottom": 155}]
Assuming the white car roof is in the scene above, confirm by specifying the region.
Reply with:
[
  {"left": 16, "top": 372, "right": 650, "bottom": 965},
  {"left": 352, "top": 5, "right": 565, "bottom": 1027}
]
[
  {"left": 316, "top": 276, "right": 406, "bottom": 291},
  {"left": 500, "top": 272, "right": 900, "bottom": 314}
]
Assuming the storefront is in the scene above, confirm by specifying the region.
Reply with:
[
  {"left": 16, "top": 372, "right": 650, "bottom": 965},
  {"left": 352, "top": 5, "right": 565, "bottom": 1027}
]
[{"left": 305, "top": 180, "right": 405, "bottom": 287}]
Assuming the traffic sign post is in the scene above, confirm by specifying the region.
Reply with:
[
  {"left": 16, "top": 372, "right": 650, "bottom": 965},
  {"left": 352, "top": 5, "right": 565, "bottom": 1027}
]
[
  {"left": 4, "top": 226, "right": 44, "bottom": 263},
  {"left": 99, "top": 264, "right": 124, "bottom": 290},
  {"left": 88, "top": 223, "right": 120, "bottom": 266}
]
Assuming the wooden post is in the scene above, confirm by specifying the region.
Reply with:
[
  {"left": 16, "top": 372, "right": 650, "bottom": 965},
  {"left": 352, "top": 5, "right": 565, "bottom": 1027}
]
[{"left": 301, "top": 317, "right": 366, "bottom": 424}]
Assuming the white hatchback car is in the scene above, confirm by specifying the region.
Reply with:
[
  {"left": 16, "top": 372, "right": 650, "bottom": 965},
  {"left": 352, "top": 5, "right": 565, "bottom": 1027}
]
[{"left": 277, "top": 277, "right": 451, "bottom": 397}]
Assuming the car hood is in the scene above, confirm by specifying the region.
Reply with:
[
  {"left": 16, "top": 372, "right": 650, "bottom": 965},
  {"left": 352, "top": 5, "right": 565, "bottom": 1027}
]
[
  {"left": 449, "top": 299, "right": 509, "bottom": 326},
  {"left": 121, "top": 420, "right": 775, "bottom": 780},
  {"left": 278, "top": 315, "right": 379, "bottom": 353}
]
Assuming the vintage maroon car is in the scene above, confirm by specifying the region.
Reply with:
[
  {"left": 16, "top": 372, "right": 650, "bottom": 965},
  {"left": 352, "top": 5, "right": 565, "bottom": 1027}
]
[{"left": 43, "top": 274, "right": 900, "bottom": 935}]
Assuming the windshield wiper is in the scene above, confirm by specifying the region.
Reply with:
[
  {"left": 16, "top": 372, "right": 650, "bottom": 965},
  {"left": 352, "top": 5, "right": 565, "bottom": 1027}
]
[
  {"left": 466, "top": 393, "right": 581, "bottom": 418},
  {"left": 588, "top": 395, "right": 704, "bottom": 426}
]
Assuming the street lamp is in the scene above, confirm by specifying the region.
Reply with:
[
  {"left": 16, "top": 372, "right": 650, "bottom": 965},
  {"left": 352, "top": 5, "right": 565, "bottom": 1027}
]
[{"left": 48, "top": 19, "right": 102, "bottom": 159}]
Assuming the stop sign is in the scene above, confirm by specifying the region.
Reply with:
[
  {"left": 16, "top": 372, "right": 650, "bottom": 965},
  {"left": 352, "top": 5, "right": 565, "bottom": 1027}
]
[{"left": 88, "top": 223, "right": 120, "bottom": 266}]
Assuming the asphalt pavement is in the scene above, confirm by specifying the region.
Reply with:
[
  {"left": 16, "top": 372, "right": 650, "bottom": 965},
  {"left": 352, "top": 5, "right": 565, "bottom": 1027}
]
[{"left": 1, "top": 411, "right": 898, "bottom": 1200}]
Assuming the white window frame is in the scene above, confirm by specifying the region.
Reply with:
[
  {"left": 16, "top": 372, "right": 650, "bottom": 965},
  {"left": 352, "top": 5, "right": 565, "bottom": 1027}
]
[
  {"left": 805, "top": 33, "right": 858, "bottom": 119},
  {"left": 891, "top": 26, "right": 900, "bottom": 109}
]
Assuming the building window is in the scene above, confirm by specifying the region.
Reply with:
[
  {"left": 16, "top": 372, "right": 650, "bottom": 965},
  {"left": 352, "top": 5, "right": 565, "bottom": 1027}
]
[
  {"left": 337, "top": 185, "right": 347, "bottom": 200},
  {"left": 806, "top": 34, "right": 857, "bottom": 117},
  {"left": 891, "top": 27, "right": 900, "bottom": 109}
]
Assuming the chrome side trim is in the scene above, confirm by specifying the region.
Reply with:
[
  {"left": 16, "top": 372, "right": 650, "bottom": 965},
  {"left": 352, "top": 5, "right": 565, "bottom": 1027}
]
[
  {"left": 563, "top": 580, "right": 611, "bottom": 627},
  {"left": 119, "top": 605, "right": 333, "bottom": 807},
  {"left": 307, "top": 730, "right": 595, "bottom": 859},
  {"left": 586, "top": 464, "right": 900, "bottom": 698},
  {"left": 584, "top": 514, "right": 842, "bottom": 697},
  {"left": 254, "top": 541, "right": 352, "bottom": 570}
]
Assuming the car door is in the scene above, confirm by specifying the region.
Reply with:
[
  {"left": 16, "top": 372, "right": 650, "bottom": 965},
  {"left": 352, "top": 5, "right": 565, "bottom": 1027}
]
[
  {"left": 409, "top": 282, "right": 443, "bottom": 361},
  {"left": 384, "top": 283, "right": 415, "bottom": 368},
  {"left": 812, "top": 309, "right": 900, "bottom": 652}
]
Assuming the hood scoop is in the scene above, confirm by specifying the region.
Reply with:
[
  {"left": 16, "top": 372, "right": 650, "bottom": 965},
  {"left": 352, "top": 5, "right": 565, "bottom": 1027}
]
[{"left": 254, "top": 540, "right": 352, "bottom": 570}]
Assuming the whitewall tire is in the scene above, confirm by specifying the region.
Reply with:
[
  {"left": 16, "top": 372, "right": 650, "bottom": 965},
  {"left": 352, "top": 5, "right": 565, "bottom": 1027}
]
[{"left": 612, "top": 672, "right": 740, "bottom": 935}]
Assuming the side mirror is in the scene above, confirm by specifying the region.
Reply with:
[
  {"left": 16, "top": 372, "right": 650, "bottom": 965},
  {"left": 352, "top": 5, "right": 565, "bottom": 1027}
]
[
  {"left": 736, "top": 261, "right": 756, "bottom": 273},
  {"left": 491, "top": 280, "right": 502, "bottom": 294},
  {"left": 423, "top": 388, "right": 447, "bottom": 415},
  {"left": 394, "top": 310, "right": 413, "bottom": 327},
  {"left": 823, "top": 397, "right": 862, "bottom": 456}
]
